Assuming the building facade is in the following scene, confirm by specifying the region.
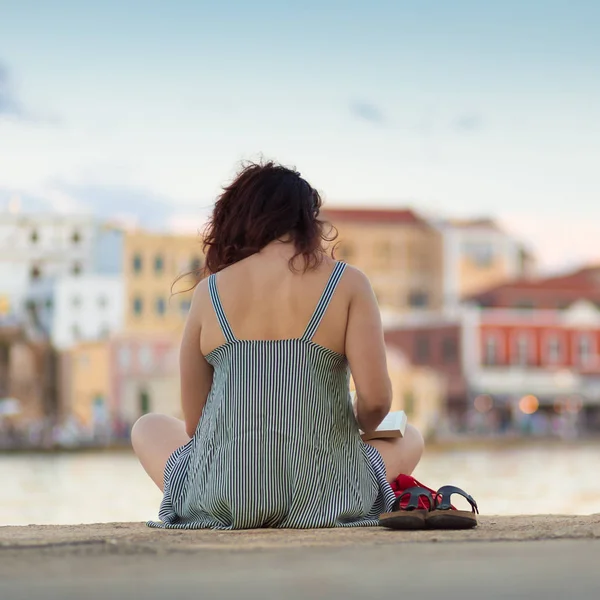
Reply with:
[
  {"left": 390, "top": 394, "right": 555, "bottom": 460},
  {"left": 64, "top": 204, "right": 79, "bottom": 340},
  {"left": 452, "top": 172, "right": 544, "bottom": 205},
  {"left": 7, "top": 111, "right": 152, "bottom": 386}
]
[
  {"left": 464, "top": 301, "right": 600, "bottom": 411},
  {"left": 384, "top": 317, "right": 468, "bottom": 421},
  {"left": 383, "top": 266, "right": 600, "bottom": 433},
  {"left": 58, "top": 341, "right": 111, "bottom": 435},
  {"left": 437, "top": 218, "right": 534, "bottom": 310},
  {"left": 322, "top": 208, "right": 444, "bottom": 313},
  {"left": 0, "top": 213, "right": 123, "bottom": 320},
  {"left": 123, "top": 230, "right": 204, "bottom": 335},
  {"left": 27, "top": 274, "right": 125, "bottom": 350},
  {"left": 385, "top": 344, "right": 446, "bottom": 439},
  {"left": 0, "top": 323, "right": 58, "bottom": 443},
  {"left": 109, "top": 334, "right": 181, "bottom": 435}
]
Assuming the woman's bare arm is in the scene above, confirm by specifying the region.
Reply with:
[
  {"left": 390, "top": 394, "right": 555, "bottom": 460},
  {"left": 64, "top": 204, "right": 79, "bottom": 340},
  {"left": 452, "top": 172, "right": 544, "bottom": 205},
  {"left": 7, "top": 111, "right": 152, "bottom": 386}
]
[
  {"left": 180, "top": 282, "right": 213, "bottom": 438},
  {"left": 344, "top": 268, "right": 392, "bottom": 433}
]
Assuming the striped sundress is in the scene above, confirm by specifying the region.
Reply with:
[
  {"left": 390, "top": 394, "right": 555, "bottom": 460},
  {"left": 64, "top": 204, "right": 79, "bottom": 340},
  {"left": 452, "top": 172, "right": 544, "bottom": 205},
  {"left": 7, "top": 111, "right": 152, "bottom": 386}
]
[{"left": 148, "top": 261, "right": 395, "bottom": 529}]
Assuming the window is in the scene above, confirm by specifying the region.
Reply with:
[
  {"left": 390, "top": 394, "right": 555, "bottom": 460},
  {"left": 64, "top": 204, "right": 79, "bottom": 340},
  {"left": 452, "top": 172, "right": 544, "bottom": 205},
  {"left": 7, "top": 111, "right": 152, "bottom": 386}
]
[
  {"left": 376, "top": 241, "right": 392, "bottom": 266},
  {"left": 133, "top": 253, "right": 143, "bottom": 274},
  {"left": 98, "top": 296, "right": 108, "bottom": 309},
  {"left": 118, "top": 346, "right": 132, "bottom": 370},
  {"left": 139, "top": 389, "right": 151, "bottom": 415},
  {"left": 72, "top": 296, "right": 82, "bottom": 309},
  {"left": 99, "top": 325, "right": 110, "bottom": 339},
  {"left": 71, "top": 324, "right": 81, "bottom": 340},
  {"left": 190, "top": 256, "right": 203, "bottom": 273},
  {"left": 30, "top": 265, "right": 41, "bottom": 280},
  {"left": 72, "top": 230, "right": 81, "bottom": 244},
  {"left": 154, "top": 255, "right": 164, "bottom": 274},
  {"left": 414, "top": 334, "right": 430, "bottom": 363},
  {"left": 0, "top": 342, "right": 10, "bottom": 365},
  {"left": 337, "top": 242, "right": 355, "bottom": 262},
  {"left": 484, "top": 335, "right": 498, "bottom": 366},
  {"left": 156, "top": 297, "right": 166, "bottom": 316},
  {"left": 139, "top": 345, "right": 153, "bottom": 371},
  {"left": 546, "top": 335, "right": 563, "bottom": 365},
  {"left": 408, "top": 291, "right": 429, "bottom": 309},
  {"left": 30, "top": 229, "right": 39, "bottom": 244},
  {"left": 442, "top": 337, "right": 458, "bottom": 363},
  {"left": 180, "top": 299, "right": 192, "bottom": 315},
  {"left": 45, "top": 298, "right": 53, "bottom": 310},
  {"left": 72, "top": 262, "right": 82, "bottom": 276},
  {"left": 514, "top": 300, "right": 534, "bottom": 310},
  {"left": 133, "top": 296, "right": 143, "bottom": 315},
  {"left": 463, "top": 241, "right": 494, "bottom": 267},
  {"left": 577, "top": 334, "right": 594, "bottom": 367},
  {"left": 513, "top": 334, "right": 531, "bottom": 367}
]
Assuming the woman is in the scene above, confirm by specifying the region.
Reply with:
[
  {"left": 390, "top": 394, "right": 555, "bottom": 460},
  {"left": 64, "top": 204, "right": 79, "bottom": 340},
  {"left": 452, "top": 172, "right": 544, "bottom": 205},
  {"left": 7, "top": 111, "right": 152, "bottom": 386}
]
[{"left": 132, "top": 161, "right": 424, "bottom": 529}]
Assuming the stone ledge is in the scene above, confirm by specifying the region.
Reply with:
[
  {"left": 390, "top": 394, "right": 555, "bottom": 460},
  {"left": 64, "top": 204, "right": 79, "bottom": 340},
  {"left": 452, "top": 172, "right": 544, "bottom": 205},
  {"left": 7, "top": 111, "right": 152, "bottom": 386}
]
[{"left": 1, "top": 515, "right": 599, "bottom": 553}]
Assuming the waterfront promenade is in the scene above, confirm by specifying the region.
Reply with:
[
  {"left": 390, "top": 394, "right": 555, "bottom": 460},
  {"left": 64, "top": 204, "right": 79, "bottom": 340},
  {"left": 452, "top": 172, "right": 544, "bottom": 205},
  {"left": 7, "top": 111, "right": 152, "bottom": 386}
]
[{"left": 1, "top": 516, "right": 599, "bottom": 599}]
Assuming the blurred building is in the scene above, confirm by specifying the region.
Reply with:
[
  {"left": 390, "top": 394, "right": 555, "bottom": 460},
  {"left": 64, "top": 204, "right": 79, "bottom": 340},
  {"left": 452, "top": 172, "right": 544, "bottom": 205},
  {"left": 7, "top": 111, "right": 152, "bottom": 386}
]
[
  {"left": 384, "top": 317, "right": 468, "bottom": 423},
  {"left": 27, "top": 274, "right": 124, "bottom": 349},
  {"left": 109, "top": 334, "right": 181, "bottom": 434},
  {"left": 469, "top": 265, "right": 600, "bottom": 309},
  {"left": 123, "top": 230, "right": 204, "bottom": 334},
  {"left": 385, "top": 344, "right": 446, "bottom": 439},
  {"left": 464, "top": 266, "right": 600, "bottom": 429},
  {"left": 384, "top": 265, "right": 600, "bottom": 433},
  {"left": 463, "top": 301, "right": 600, "bottom": 409},
  {"left": 0, "top": 213, "right": 123, "bottom": 320},
  {"left": 322, "top": 208, "right": 444, "bottom": 313},
  {"left": 436, "top": 218, "right": 535, "bottom": 310},
  {"left": 58, "top": 341, "right": 111, "bottom": 434},
  {"left": 0, "top": 323, "right": 58, "bottom": 430}
]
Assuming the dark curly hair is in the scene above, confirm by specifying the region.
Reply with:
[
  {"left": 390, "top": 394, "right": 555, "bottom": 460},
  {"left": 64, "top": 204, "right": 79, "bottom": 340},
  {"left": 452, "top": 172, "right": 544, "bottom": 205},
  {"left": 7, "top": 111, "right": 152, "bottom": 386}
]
[{"left": 180, "top": 161, "right": 337, "bottom": 289}]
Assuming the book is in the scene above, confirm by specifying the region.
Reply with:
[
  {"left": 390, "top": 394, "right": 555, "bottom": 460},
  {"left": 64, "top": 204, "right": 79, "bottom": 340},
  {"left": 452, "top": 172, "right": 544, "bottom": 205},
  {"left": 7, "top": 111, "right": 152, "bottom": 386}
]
[
  {"left": 350, "top": 391, "right": 408, "bottom": 441},
  {"left": 360, "top": 410, "right": 408, "bottom": 442}
]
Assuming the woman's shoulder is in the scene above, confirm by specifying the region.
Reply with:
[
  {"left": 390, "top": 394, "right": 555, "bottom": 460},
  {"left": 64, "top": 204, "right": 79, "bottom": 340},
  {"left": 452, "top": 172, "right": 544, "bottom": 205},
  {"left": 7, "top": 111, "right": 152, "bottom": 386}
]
[{"left": 338, "top": 263, "right": 373, "bottom": 294}]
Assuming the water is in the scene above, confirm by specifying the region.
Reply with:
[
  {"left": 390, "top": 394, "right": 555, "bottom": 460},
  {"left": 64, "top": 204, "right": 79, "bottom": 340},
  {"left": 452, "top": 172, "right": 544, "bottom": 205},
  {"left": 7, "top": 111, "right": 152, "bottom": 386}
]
[{"left": 2, "top": 443, "right": 600, "bottom": 526}]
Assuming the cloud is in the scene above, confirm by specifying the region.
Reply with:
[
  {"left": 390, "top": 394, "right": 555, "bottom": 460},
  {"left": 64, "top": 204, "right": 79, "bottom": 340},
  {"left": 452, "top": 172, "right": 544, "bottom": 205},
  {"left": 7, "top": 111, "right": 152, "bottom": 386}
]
[
  {"left": 349, "top": 101, "right": 387, "bottom": 125},
  {"left": 2, "top": 180, "right": 209, "bottom": 233},
  {"left": 454, "top": 113, "right": 483, "bottom": 132},
  {"left": 54, "top": 182, "right": 175, "bottom": 229}
]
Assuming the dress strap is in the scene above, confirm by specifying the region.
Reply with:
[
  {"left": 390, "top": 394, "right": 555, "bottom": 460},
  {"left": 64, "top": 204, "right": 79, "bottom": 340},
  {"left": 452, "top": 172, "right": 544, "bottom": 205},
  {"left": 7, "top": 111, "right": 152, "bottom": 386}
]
[
  {"left": 208, "top": 274, "right": 237, "bottom": 343},
  {"left": 301, "top": 261, "right": 348, "bottom": 342}
]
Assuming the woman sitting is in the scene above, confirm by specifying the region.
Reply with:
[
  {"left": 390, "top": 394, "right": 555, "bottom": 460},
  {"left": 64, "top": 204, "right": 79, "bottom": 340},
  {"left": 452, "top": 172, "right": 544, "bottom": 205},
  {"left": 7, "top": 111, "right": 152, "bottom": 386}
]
[{"left": 132, "top": 161, "right": 424, "bottom": 529}]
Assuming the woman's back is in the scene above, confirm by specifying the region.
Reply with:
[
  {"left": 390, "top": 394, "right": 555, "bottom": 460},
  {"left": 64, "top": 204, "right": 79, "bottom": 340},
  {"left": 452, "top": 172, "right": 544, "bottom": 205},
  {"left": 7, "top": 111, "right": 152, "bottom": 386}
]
[{"left": 199, "top": 244, "right": 350, "bottom": 357}]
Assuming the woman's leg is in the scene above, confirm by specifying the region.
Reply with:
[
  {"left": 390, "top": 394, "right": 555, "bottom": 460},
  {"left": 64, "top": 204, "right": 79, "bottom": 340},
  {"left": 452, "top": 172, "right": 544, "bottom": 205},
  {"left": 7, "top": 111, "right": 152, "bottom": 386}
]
[
  {"left": 131, "top": 414, "right": 190, "bottom": 491},
  {"left": 367, "top": 424, "right": 424, "bottom": 483}
]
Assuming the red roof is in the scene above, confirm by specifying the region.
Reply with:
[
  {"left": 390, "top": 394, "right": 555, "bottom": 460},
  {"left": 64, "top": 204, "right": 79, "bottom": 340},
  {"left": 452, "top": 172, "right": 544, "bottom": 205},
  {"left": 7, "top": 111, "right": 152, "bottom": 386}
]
[
  {"left": 468, "top": 265, "right": 600, "bottom": 308},
  {"left": 321, "top": 208, "right": 426, "bottom": 226}
]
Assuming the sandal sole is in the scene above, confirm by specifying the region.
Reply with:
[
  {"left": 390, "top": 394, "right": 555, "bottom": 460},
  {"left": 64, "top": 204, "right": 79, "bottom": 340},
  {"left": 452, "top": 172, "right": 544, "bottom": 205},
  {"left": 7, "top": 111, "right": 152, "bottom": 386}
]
[
  {"left": 379, "top": 510, "right": 427, "bottom": 530},
  {"left": 426, "top": 510, "right": 478, "bottom": 530}
]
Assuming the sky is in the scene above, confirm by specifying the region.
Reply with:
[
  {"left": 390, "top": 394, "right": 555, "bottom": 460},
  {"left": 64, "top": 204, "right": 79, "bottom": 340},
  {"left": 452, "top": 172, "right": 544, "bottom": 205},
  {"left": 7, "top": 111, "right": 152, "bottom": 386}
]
[{"left": 1, "top": 0, "right": 599, "bottom": 271}]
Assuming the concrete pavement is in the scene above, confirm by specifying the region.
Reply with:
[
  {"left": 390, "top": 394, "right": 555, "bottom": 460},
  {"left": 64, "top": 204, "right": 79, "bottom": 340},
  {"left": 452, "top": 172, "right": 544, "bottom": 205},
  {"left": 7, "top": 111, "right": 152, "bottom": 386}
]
[{"left": 1, "top": 516, "right": 599, "bottom": 599}]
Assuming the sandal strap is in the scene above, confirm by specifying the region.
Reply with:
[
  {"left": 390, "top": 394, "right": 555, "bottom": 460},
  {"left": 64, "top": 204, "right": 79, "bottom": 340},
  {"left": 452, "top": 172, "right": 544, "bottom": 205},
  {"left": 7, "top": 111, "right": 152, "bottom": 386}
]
[
  {"left": 392, "top": 486, "right": 434, "bottom": 512},
  {"left": 435, "top": 485, "right": 479, "bottom": 514}
]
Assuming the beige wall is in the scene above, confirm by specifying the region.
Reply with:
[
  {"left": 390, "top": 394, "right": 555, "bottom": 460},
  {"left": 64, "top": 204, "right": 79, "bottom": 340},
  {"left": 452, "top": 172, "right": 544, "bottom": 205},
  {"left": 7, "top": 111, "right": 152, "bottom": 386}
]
[
  {"left": 120, "top": 375, "right": 181, "bottom": 426},
  {"left": 62, "top": 341, "right": 110, "bottom": 427},
  {"left": 329, "top": 219, "right": 444, "bottom": 313},
  {"left": 458, "top": 254, "right": 515, "bottom": 298},
  {"left": 124, "top": 231, "right": 204, "bottom": 334},
  {"left": 386, "top": 346, "right": 446, "bottom": 439}
]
